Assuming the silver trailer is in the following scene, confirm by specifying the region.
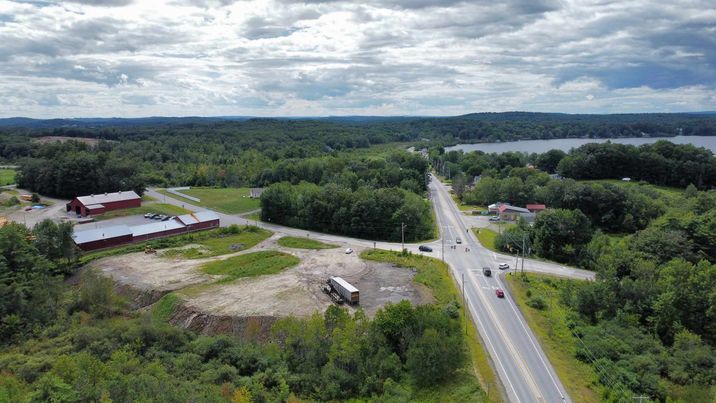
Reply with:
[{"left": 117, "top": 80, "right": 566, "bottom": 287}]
[{"left": 329, "top": 277, "right": 359, "bottom": 305}]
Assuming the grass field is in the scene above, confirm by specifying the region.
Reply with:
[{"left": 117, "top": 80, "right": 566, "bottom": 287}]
[
  {"left": 473, "top": 228, "right": 499, "bottom": 252},
  {"left": 202, "top": 251, "right": 300, "bottom": 283},
  {"left": 277, "top": 236, "right": 338, "bottom": 249},
  {"left": 0, "top": 169, "right": 16, "bottom": 186},
  {"left": 450, "top": 192, "right": 486, "bottom": 213},
  {"left": 159, "top": 187, "right": 260, "bottom": 214},
  {"left": 505, "top": 273, "right": 602, "bottom": 402},
  {"left": 361, "top": 249, "right": 499, "bottom": 402},
  {"left": 151, "top": 293, "right": 180, "bottom": 324},
  {"left": 162, "top": 228, "right": 272, "bottom": 259},
  {"left": 94, "top": 203, "right": 191, "bottom": 221}
]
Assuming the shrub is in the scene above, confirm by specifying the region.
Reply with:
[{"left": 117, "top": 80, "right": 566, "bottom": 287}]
[{"left": 527, "top": 296, "right": 547, "bottom": 310}]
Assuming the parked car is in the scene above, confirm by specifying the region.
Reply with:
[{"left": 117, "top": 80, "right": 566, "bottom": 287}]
[
  {"left": 345, "top": 248, "right": 353, "bottom": 254},
  {"left": 144, "top": 213, "right": 154, "bottom": 218},
  {"left": 483, "top": 267, "right": 492, "bottom": 277},
  {"left": 495, "top": 289, "right": 505, "bottom": 298},
  {"left": 489, "top": 216, "right": 500, "bottom": 222},
  {"left": 153, "top": 214, "right": 166, "bottom": 220},
  {"left": 455, "top": 237, "right": 462, "bottom": 244},
  {"left": 499, "top": 263, "right": 510, "bottom": 270},
  {"left": 419, "top": 245, "right": 433, "bottom": 252},
  {"left": 161, "top": 215, "right": 171, "bottom": 221}
]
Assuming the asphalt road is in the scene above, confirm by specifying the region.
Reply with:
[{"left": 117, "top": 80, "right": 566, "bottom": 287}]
[
  {"left": 429, "top": 175, "right": 578, "bottom": 403},
  {"left": 149, "top": 186, "right": 593, "bottom": 402}
]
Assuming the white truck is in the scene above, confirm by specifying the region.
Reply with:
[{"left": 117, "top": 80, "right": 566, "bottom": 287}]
[{"left": 328, "top": 277, "right": 359, "bottom": 305}]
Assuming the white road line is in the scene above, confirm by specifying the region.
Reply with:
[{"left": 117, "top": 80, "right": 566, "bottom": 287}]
[{"left": 496, "top": 274, "right": 569, "bottom": 402}]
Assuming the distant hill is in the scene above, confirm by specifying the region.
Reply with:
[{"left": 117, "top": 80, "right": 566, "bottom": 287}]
[{"left": 1, "top": 112, "right": 715, "bottom": 142}]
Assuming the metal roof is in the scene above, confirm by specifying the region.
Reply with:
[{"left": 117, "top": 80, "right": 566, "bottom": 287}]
[
  {"left": 72, "top": 225, "right": 132, "bottom": 244},
  {"left": 132, "top": 220, "right": 185, "bottom": 237},
  {"left": 330, "top": 277, "right": 358, "bottom": 293},
  {"left": 76, "top": 191, "right": 140, "bottom": 206},
  {"left": 84, "top": 203, "right": 105, "bottom": 209},
  {"left": 176, "top": 211, "right": 220, "bottom": 225},
  {"left": 499, "top": 204, "right": 531, "bottom": 213}
]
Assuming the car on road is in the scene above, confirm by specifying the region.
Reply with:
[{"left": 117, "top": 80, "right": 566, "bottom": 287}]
[
  {"left": 489, "top": 216, "right": 500, "bottom": 222},
  {"left": 483, "top": 267, "right": 492, "bottom": 277},
  {"left": 419, "top": 245, "right": 433, "bottom": 252},
  {"left": 154, "top": 214, "right": 166, "bottom": 220},
  {"left": 144, "top": 213, "right": 154, "bottom": 218},
  {"left": 495, "top": 288, "right": 505, "bottom": 298},
  {"left": 499, "top": 263, "right": 510, "bottom": 270},
  {"left": 345, "top": 248, "right": 353, "bottom": 254},
  {"left": 455, "top": 237, "right": 462, "bottom": 244}
]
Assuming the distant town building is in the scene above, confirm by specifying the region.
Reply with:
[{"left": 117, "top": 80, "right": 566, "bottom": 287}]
[
  {"left": 498, "top": 204, "right": 534, "bottom": 221},
  {"left": 250, "top": 188, "right": 265, "bottom": 198},
  {"left": 526, "top": 204, "right": 547, "bottom": 213},
  {"left": 488, "top": 202, "right": 508, "bottom": 214},
  {"left": 66, "top": 190, "right": 141, "bottom": 217}
]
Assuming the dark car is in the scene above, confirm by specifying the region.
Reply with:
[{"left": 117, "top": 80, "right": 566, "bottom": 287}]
[
  {"left": 419, "top": 245, "right": 433, "bottom": 252},
  {"left": 483, "top": 267, "right": 492, "bottom": 277},
  {"left": 495, "top": 289, "right": 505, "bottom": 298},
  {"left": 455, "top": 237, "right": 462, "bottom": 244}
]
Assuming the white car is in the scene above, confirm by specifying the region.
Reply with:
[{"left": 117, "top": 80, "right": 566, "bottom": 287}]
[
  {"left": 499, "top": 263, "right": 510, "bottom": 270},
  {"left": 345, "top": 248, "right": 353, "bottom": 254}
]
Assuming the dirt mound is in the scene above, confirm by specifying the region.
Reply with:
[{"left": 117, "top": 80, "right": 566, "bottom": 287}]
[{"left": 169, "top": 303, "right": 277, "bottom": 342}]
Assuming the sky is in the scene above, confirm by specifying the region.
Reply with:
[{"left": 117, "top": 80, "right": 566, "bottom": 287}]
[{"left": 0, "top": 0, "right": 714, "bottom": 118}]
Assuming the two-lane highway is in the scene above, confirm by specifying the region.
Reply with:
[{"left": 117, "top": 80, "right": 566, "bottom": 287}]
[{"left": 430, "top": 175, "right": 571, "bottom": 403}]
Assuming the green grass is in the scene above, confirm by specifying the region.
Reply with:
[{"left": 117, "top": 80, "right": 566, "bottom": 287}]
[
  {"left": 277, "top": 236, "right": 338, "bottom": 249},
  {"left": 162, "top": 228, "right": 272, "bottom": 259},
  {"left": 158, "top": 187, "right": 260, "bottom": 214},
  {"left": 94, "top": 203, "right": 191, "bottom": 221},
  {"left": 151, "top": 293, "right": 181, "bottom": 324},
  {"left": 450, "top": 192, "right": 486, "bottom": 213},
  {"left": 473, "top": 228, "right": 499, "bottom": 253},
  {"left": 0, "top": 169, "right": 15, "bottom": 186},
  {"left": 244, "top": 211, "right": 261, "bottom": 221},
  {"left": 202, "top": 251, "right": 300, "bottom": 283},
  {"left": 505, "top": 273, "right": 602, "bottom": 402},
  {"left": 361, "top": 249, "right": 499, "bottom": 402},
  {"left": 78, "top": 226, "right": 271, "bottom": 265}
]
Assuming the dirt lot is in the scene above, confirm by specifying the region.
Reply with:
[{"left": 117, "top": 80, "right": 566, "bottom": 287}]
[{"left": 90, "top": 234, "right": 432, "bottom": 319}]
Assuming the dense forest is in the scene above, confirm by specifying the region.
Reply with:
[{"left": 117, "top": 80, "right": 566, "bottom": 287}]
[{"left": 0, "top": 222, "right": 471, "bottom": 401}]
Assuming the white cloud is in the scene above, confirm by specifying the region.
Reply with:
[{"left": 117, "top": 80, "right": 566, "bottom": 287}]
[{"left": 0, "top": 0, "right": 714, "bottom": 117}]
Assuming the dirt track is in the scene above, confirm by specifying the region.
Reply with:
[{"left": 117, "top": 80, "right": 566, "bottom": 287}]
[{"left": 90, "top": 234, "right": 432, "bottom": 319}]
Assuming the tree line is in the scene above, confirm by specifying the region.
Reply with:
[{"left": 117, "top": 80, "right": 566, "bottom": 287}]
[{"left": 261, "top": 182, "right": 434, "bottom": 242}]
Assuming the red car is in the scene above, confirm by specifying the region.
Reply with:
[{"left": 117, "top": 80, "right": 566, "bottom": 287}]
[{"left": 495, "top": 289, "right": 505, "bottom": 298}]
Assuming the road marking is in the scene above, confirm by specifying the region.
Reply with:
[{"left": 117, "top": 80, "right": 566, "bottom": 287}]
[{"left": 496, "top": 275, "right": 569, "bottom": 402}]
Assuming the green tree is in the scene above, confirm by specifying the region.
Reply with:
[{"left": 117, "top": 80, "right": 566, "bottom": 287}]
[{"left": 532, "top": 209, "right": 593, "bottom": 263}]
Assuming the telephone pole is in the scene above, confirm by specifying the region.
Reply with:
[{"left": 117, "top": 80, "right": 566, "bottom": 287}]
[{"left": 401, "top": 222, "right": 405, "bottom": 251}]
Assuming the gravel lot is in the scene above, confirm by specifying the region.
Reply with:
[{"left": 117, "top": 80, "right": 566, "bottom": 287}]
[{"left": 90, "top": 234, "right": 432, "bottom": 318}]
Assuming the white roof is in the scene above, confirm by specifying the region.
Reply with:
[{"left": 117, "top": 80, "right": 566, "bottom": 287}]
[
  {"left": 76, "top": 191, "right": 140, "bottom": 206},
  {"left": 501, "top": 205, "right": 531, "bottom": 213},
  {"left": 132, "top": 220, "right": 185, "bottom": 237},
  {"left": 72, "top": 225, "right": 132, "bottom": 244},
  {"left": 176, "top": 211, "right": 219, "bottom": 225},
  {"left": 331, "top": 277, "right": 358, "bottom": 293},
  {"left": 84, "top": 203, "right": 105, "bottom": 209}
]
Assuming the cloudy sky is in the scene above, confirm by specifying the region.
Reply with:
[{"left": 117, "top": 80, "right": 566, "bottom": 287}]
[{"left": 0, "top": 0, "right": 714, "bottom": 118}]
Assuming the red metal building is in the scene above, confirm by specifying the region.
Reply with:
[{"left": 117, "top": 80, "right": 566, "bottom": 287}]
[{"left": 66, "top": 190, "right": 141, "bottom": 217}]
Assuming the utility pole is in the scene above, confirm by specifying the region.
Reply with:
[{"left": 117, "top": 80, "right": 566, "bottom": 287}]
[
  {"left": 401, "top": 222, "right": 405, "bottom": 251},
  {"left": 462, "top": 273, "right": 467, "bottom": 335},
  {"left": 521, "top": 233, "right": 526, "bottom": 273}
]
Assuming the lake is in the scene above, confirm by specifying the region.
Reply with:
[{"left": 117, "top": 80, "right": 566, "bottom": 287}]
[{"left": 445, "top": 136, "right": 716, "bottom": 154}]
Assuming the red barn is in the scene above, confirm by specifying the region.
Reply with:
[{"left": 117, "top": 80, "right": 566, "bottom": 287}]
[
  {"left": 176, "top": 211, "right": 220, "bottom": 231},
  {"left": 72, "top": 225, "right": 134, "bottom": 251},
  {"left": 66, "top": 190, "right": 141, "bottom": 217}
]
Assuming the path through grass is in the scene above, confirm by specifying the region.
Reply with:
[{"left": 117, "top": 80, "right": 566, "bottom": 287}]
[{"left": 159, "top": 187, "right": 260, "bottom": 214}]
